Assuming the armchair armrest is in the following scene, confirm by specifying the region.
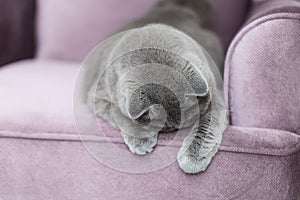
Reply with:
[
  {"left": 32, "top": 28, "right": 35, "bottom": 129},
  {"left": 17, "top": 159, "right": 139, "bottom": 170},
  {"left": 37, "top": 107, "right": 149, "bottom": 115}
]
[
  {"left": 0, "top": 0, "right": 36, "bottom": 66},
  {"left": 224, "top": 0, "right": 300, "bottom": 135},
  {"left": 221, "top": 126, "right": 300, "bottom": 156}
]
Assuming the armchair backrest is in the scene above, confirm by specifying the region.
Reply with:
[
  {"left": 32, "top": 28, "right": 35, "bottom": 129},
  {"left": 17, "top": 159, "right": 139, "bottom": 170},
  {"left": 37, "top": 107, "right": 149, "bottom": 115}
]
[
  {"left": 0, "top": 0, "right": 250, "bottom": 65},
  {"left": 0, "top": 0, "right": 35, "bottom": 66},
  {"left": 35, "top": 0, "right": 249, "bottom": 62}
]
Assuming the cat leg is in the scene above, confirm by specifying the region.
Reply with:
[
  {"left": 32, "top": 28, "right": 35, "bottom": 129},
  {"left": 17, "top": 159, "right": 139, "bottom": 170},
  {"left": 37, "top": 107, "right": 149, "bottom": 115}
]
[
  {"left": 177, "top": 110, "right": 227, "bottom": 173},
  {"left": 121, "top": 132, "right": 158, "bottom": 155}
]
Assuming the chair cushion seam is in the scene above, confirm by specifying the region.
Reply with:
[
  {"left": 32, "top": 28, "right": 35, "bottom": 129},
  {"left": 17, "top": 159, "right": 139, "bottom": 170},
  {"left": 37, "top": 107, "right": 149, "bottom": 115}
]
[{"left": 1, "top": 130, "right": 299, "bottom": 156}]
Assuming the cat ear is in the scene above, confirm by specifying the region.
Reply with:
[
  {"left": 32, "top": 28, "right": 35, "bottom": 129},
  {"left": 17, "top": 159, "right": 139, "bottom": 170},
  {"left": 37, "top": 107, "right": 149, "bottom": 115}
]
[
  {"left": 128, "top": 105, "right": 150, "bottom": 119},
  {"left": 126, "top": 92, "right": 151, "bottom": 119},
  {"left": 183, "top": 64, "right": 209, "bottom": 97}
]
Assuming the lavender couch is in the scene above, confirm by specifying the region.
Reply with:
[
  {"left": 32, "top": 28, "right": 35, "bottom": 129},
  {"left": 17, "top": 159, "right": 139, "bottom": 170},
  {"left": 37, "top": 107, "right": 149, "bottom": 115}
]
[{"left": 0, "top": 0, "right": 300, "bottom": 199}]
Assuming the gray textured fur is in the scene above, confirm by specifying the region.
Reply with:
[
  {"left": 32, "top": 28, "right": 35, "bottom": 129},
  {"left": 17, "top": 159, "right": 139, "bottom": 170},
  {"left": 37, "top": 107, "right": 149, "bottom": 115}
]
[{"left": 87, "top": 0, "right": 228, "bottom": 173}]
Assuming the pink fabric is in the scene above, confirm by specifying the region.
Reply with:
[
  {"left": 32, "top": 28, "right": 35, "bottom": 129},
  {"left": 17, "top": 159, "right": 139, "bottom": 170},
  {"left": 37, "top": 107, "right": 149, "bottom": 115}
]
[
  {"left": 1, "top": 60, "right": 298, "bottom": 155},
  {"left": 0, "top": 136, "right": 298, "bottom": 200},
  {"left": 1, "top": 1, "right": 300, "bottom": 198},
  {"left": 0, "top": 60, "right": 299, "bottom": 199},
  {"left": 36, "top": 0, "right": 160, "bottom": 62},
  {"left": 252, "top": 0, "right": 299, "bottom": 3},
  {"left": 247, "top": 0, "right": 300, "bottom": 23},
  {"left": 36, "top": 0, "right": 249, "bottom": 62},
  {"left": 0, "top": 0, "right": 35, "bottom": 66},
  {"left": 225, "top": 1, "right": 300, "bottom": 135},
  {"left": 0, "top": 60, "right": 79, "bottom": 134},
  {"left": 211, "top": 0, "right": 249, "bottom": 50}
]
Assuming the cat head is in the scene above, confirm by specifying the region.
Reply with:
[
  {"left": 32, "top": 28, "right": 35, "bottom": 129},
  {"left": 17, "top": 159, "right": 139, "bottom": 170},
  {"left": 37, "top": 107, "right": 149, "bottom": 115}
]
[{"left": 117, "top": 62, "right": 211, "bottom": 134}]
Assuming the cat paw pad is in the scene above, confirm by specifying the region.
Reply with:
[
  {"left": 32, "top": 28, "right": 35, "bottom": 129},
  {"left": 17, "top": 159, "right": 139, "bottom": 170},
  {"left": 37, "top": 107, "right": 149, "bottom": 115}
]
[
  {"left": 122, "top": 133, "right": 158, "bottom": 155},
  {"left": 177, "top": 151, "right": 212, "bottom": 173},
  {"left": 177, "top": 142, "right": 219, "bottom": 173}
]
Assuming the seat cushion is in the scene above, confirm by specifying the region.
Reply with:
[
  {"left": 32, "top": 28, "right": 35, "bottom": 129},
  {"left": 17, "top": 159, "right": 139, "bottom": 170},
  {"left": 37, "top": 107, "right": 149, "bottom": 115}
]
[
  {"left": 0, "top": 135, "right": 299, "bottom": 200},
  {"left": 0, "top": 59, "right": 299, "bottom": 199},
  {"left": 0, "top": 59, "right": 298, "bottom": 152},
  {"left": 0, "top": 60, "right": 79, "bottom": 134}
]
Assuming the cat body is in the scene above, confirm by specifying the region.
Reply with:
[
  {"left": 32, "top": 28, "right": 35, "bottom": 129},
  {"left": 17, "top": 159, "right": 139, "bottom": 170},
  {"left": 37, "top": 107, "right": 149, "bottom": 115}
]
[{"left": 87, "top": 0, "right": 228, "bottom": 173}]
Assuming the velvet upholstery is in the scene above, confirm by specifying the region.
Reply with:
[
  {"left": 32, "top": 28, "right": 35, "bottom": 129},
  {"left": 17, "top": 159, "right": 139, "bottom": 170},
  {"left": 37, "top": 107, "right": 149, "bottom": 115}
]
[
  {"left": 0, "top": 132, "right": 299, "bottom": 200},
  {"left": 0, "top": 0, "right": 300, "bottom": 199},
  {"left": 0, "top": 60, "right": 299, "bottom": 199},
  {"left": 36, "top": 0, "right": 160, "bottom": 61},
  {"left": 36, "top": 0, "right": 249, "bottom": 62},
  {"left": 225, "top": 0, "right": 300, "bottom": 135},
  {"left": 0, "top": 0, "right": 36, "bottom": 66},
  {"left": 210, "top": 0, "right": 249, "bottom": 50}
]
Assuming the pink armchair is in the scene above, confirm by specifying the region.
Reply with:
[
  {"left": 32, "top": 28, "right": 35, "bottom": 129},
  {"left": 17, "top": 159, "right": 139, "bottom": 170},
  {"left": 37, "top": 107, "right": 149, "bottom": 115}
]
[{"left": 0, "top": 0, "right": 299, "bottom": 199}]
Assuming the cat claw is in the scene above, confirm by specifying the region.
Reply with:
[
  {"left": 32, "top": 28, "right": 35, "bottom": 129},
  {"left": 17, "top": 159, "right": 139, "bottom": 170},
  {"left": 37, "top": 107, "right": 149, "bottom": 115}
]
[{"left": 122, "top": 133, "right": 158, "bottom": 155}]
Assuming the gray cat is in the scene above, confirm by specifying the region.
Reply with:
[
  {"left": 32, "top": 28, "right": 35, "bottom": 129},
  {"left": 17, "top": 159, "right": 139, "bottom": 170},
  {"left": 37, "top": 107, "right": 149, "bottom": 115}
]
[{"left": 87, "top": 0, "right": 228, "bottom": 173}]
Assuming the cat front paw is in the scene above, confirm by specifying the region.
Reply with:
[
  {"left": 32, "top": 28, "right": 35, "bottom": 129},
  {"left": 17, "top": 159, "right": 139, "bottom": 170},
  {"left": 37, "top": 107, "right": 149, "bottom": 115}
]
[
  {"left": 122, "top": 133, "right": 158, "bottom": 155},
  {"left": 177, "top": 142, "right": 219, "bottom": 174}
]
